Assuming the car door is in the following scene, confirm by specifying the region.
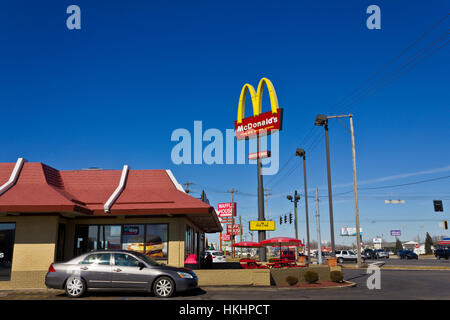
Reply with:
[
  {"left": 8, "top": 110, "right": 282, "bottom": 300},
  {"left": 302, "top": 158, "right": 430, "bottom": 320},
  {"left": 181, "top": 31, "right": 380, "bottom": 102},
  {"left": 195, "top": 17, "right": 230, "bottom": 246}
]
[
  {"left": 111, "top": 253, "right": 151, "bottom": 290},
  {"left": 341, "top": 251, "right": 348, "bottom": 261},
  {"left": 79, "top": 253, "right": 112, "bottom": 288}
]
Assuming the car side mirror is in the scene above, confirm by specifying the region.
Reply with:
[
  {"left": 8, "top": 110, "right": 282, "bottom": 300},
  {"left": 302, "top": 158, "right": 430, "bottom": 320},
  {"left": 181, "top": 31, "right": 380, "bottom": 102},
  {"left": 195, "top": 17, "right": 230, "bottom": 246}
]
[{"left": 138, "top": 262, "right": 146, "bottom": 270}]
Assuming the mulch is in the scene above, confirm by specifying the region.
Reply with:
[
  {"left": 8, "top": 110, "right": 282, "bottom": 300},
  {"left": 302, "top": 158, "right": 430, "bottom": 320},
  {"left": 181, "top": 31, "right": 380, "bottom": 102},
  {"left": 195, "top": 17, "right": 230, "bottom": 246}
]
[{"left": 277, "top": 281, "right": 353, "bottom": 288}]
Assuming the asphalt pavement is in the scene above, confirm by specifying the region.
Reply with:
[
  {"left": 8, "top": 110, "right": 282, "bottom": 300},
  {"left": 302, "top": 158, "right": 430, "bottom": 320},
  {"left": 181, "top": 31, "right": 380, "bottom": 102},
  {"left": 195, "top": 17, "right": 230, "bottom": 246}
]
[{"left": 1, "top": 268, "right": 449, "bottom": 300}]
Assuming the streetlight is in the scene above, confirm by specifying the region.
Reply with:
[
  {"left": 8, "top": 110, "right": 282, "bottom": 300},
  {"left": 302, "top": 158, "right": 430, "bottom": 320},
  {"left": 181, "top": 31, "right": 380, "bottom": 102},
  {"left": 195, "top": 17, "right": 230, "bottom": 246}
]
[
  {"left": 316, "top": 114, "right": 362, "bottom": 267},
  {"left": 314, "top": 114, "right": 336, "bottom": 257},
  {"left": 296, "top": 148, "right": 311, "bottom": 266}
]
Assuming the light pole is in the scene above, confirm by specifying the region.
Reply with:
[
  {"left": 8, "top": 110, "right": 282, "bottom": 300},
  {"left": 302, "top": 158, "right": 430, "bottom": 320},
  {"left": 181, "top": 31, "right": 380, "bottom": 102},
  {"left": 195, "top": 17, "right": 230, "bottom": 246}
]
[
  {"left": 296, "top": 148, "right": 311, "bottom": 266},
  {"left": 315, "top": 188, "right": 322, "bottom": 264},
  {"left": 315, "top": 114, "right": 336, "bottom": 257},
  {"left": 319, "top": 114, "right": 362, "bottom": 267}
]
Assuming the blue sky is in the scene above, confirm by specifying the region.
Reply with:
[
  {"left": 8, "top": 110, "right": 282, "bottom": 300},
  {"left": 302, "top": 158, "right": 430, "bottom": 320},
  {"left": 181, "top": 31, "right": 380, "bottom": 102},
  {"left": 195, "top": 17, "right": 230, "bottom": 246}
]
[{"left": 0, "top": 1, "right": 449, "bottom": 247}]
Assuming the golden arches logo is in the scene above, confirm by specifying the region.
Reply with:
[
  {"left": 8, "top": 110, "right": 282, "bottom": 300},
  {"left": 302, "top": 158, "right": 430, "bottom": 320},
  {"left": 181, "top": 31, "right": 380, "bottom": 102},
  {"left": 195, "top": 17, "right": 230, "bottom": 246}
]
[
  {"left": 235, "top": 77, "right": 283, "bottom": 140},
  {"left": 237, "top": 77, "right": 279, "bottom": 124}
]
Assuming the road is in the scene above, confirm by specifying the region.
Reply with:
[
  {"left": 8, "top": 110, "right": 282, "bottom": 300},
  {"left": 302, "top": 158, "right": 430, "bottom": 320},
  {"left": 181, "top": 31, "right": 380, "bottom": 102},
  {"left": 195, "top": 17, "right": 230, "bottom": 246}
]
[{"left": 1, "top": 269, "right": 449, "bottom": 300}]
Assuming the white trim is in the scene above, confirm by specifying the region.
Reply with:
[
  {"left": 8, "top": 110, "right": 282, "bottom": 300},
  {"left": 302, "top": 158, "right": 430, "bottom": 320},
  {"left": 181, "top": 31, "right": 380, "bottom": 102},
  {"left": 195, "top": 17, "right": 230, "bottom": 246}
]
[
  {"left": 165, "top": 169, "right": 185, "bottom": 193},
  {"left": 0, "top": 158, "right": 26, "bottom": 197},
  {"left": 104, "top": 165, "right": 129, "bottom": 213}
]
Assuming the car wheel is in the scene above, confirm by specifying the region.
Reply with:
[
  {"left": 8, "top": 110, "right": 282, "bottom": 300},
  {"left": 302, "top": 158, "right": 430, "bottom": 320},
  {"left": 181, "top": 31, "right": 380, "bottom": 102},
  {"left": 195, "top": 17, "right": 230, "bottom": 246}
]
[
  {"left": 153, "top": 276, "right": 175, "bottom": 298},
  {"left": 65, "top": 276, "right": 86, "bottom": 298},
  {"left": 337, "top": 257, "right": 344, "bottom": 263}
]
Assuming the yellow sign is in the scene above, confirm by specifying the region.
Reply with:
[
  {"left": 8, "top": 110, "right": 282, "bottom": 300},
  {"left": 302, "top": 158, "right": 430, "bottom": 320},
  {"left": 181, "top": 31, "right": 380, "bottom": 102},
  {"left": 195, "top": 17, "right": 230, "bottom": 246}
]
[{"left": 249, "top": 220, "right": 275, "bottom": 231}]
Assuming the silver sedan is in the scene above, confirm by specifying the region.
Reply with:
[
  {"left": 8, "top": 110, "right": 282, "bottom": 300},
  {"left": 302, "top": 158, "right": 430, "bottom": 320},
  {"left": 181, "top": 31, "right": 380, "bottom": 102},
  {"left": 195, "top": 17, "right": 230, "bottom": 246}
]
[{"left": 45, "top": 250, "right": 198, "bottom": 298}]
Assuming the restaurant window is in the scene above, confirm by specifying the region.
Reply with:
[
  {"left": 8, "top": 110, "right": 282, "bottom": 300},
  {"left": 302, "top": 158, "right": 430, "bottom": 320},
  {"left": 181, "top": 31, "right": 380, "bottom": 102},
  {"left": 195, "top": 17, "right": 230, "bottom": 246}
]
[
  {"left": 122, "top": 225, "right": 145, "bottom": 253},
  {"left": 185, "top": 226, "right": 193, "bottom": 255},
  {"left": 0, "top": 223, "right": 15, "bottom": 281},
  {"left": 99, "top": 225, "right": 121, "bottom": 250},
  {"left": 145, "top": 224, "right": 168, "bottom": 259},
  {"left": 75, "top": 224, "right": 168, "bottom": 260}
]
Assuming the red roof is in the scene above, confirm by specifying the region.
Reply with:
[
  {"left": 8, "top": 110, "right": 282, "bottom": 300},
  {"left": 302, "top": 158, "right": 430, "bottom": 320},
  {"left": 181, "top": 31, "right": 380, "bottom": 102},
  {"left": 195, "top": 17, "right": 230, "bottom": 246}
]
[{"left": 0, "top": 162, "right": 221, "bottom": 232}]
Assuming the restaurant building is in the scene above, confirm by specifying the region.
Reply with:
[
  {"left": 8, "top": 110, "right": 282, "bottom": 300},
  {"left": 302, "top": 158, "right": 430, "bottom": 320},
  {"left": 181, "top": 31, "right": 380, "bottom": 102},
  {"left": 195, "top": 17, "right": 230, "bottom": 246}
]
[{"left": 0, "top": 158, "right": 221, "bottom": 289}]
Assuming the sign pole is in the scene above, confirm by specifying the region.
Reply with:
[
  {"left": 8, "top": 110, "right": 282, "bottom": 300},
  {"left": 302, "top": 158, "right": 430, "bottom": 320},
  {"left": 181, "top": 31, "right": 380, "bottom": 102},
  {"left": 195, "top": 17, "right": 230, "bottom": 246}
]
[
  {"left": 257, "top": 133, "right": 267, "bottom": 261},
  {"left": 315, "top": 188, "right": 322, "bottom": 265}
]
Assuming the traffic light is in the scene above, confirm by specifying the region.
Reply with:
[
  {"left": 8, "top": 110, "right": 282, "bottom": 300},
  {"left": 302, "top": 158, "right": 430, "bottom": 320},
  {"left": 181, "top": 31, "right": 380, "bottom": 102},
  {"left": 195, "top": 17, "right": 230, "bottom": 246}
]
[
  {"left": 280, "top": 216, "right": 283, "bottom": 225},
  {"left": 445, "top": 220, "right": 448, "bottom": 230},
  {"left": 284, "top": 215, "right": 287, "bottom": 223},
  {"left": 434, "top": 200, "right": 444, "bottom": 212},
  {"left": 289, "top": 213, "right": 293, "bottom": 224}
]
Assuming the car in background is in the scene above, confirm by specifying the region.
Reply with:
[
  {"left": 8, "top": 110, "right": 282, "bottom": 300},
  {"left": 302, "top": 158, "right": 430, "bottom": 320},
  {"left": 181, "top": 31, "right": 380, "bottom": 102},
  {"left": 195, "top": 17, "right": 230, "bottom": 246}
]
[
  {"left": 374, "top": 249, "right": 389, "bottom": 259},
  {"left": 204, "top": 250, "right": 226, "bottom": 263},
  {"left": 45, "top": 250, "right": 198, "bottom": 298},
  {"left": 434, "top": 248, "right": 450, "bottom": 260},
  {"left": 363, "top": 248, "right": 377, "bottom": 259},
  {"left": 397, "top": 249, "right": 418, "bottom": 260},
  {"left": 335, "top": 250, "right": 366, "bottom": 263}
]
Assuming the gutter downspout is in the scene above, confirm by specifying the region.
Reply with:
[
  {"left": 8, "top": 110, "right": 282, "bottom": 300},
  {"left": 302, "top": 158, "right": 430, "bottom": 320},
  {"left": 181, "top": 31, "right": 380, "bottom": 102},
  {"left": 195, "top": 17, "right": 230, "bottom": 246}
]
[
  {"left": 104, "top": 165, "right": 129, "bottom": 213},
  {"left": 0, "top": 158, "right": 27, "bottom": 197}
]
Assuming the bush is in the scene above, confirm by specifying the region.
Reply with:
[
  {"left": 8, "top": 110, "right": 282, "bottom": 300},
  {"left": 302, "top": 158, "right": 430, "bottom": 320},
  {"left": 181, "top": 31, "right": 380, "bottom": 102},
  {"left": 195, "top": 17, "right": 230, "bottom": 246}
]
[
  {"left": 330, "top": 271, "right": 344, "bottom": 283},
  {"left": 285, "top": 276, "right": 298, "bottom": 286},
  {"left": 304, "top": 270, "right": 319, "bottom": 284}
]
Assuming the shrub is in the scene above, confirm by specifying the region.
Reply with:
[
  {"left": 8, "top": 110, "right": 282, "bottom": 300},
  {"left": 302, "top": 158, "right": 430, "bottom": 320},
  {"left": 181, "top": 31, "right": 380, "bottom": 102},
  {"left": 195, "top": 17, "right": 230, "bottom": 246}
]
[
  {"left": 304, "top": 270, "right": 319, "bottom": 284},
  {"left": 330, "top": 271, "right": 344, "bottom": 283},
  {"left": 285, "top": 276, "right": 298, "bottom": 286}
]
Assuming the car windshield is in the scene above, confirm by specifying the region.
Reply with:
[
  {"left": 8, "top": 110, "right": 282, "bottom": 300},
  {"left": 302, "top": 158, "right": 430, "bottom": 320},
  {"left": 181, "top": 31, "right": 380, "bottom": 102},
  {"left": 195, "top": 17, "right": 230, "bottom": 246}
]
[
  {"left": 213, "top": 252, "right": 224, "bottom": 256},
  {"left": 131, "top": 252, "right": 160, "bottom": 266},
  {"left": 348, "top": 251, "right": 355, "bottom": 255}
]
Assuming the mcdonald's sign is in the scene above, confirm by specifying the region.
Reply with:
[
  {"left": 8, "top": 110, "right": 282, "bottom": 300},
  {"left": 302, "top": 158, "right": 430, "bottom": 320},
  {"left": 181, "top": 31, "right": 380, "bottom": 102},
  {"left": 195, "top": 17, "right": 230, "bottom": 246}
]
[{"left": 234, "top": 78, "right": 283, "bottom": 140}]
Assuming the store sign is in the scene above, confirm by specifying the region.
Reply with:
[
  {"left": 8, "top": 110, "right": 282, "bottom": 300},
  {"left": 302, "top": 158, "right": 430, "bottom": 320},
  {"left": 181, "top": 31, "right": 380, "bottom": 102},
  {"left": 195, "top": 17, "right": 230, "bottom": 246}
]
[
  {"left": 373, "top": 238, "right": 382, "bottom": 243},
  {"left": 226, "top": 224, "right": 242, "bottom": 235},
  {"left": 235, "top": 78, "right": 283, "bottom": 140},
  {"left": 217, "top": 202, "right": 237, "bottom": 217},
  {"left": 390, "top": 230, "right": 401, "bottom": 236},
  {"left": 249, "top": 220, "right": 275, "bottom": 231},
  {"left": 221, "top": 234, "right": 231, "bottom": 241},
  {"left": 248, "top": 150, "right": 271, "bottom": 160}
]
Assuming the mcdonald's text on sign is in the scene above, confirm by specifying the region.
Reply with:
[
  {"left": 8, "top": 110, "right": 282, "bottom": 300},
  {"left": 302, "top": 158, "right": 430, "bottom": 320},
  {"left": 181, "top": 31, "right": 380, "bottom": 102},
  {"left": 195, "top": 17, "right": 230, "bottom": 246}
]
[
  {"left": 226, "top": 224, "right": 242, "bottom": 235},
  {"left": 249, "top": 220, "right": 275, "bottom": 231},
  {"left": 217, "top": 202, "right": 237, "bottom": 217},
  {"left": 235, "top": 109, "right": 283, "bottom": 140}
]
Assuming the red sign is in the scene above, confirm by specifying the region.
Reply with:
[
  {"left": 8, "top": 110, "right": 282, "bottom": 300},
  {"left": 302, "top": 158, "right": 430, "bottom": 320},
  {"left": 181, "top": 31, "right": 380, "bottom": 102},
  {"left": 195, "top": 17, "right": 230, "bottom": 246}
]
[
  {"left": 234, "top": 108, "right": 283, "bottom": 140},
  {"left": 217, "top": 202, "right": 237, "bottom": 217},
  {"left": 415, "top": 244, "right": 419, "bottom": 248},
  {"left": 221, "top": 234, "right": 231, "bottom": 241},
  {"left": 226, "top": 224, "right": 242, "bottom": 235},
  {"left": 248, "top": 150, "right": 271, "bottom": 160}
]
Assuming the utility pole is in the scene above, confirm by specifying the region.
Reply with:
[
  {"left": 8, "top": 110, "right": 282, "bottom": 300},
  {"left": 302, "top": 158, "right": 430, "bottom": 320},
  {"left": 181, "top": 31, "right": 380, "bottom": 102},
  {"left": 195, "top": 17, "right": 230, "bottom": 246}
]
[
  {"left": 183, "top": 182, "right": 194, "bottom": 194},
  {"left": 226, "top": 188, "right": 238, "bottom": 258},
  {"left": 264, "top": 189, "right": 272, "bottom": 237},
  {"left": 239, "top": 216, "right": 242, "bottom": 257},
  {"left": 257, "top": 134, "right": 266, "bottom": 262},
  {"left": 315, "top": 188, "right": 323, "bottom": 265}
]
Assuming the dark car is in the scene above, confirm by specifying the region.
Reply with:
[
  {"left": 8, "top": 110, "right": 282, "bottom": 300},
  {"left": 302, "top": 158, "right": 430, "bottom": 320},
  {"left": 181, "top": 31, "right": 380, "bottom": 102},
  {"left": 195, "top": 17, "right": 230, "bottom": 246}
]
[
  {"left": 45, "top": 250, "right": 198, "bottom": 298},
  {"left": 398, "top": 250, "right": 418, "bottom": 260},
  {"left": 363, "top": 249, "right": 377, "bottom": 259},
  {"left": 435, "top": 248, "right": 450, "bottom": 260}
]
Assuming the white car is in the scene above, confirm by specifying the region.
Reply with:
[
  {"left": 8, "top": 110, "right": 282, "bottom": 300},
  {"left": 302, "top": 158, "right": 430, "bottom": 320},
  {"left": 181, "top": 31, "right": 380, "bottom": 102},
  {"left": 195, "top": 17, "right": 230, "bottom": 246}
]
[
  {"left": 335, "top": 250, "right": 366, "bottom": 263},
  {"left": 204, "top": 250, "right": 226, "bottom": 263}
]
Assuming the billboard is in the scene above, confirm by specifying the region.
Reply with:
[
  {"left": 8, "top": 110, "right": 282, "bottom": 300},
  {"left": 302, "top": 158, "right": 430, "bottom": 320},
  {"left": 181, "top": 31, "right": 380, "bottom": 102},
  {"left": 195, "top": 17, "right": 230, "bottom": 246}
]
[
  {"left": 249, "top": 220, "right": 275, "bottom": 231},
  {"left": 341, "top": 227, "right": 363, "bottom": 236},
  {"left": 373, "top": 238, "right": 382, "bottom": 243},
  {"left": 217, "top": 202, "right": 237, "bottom": 217},
  {"left": 390, "top": 230, "right": 401, "bottom": 236}
]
